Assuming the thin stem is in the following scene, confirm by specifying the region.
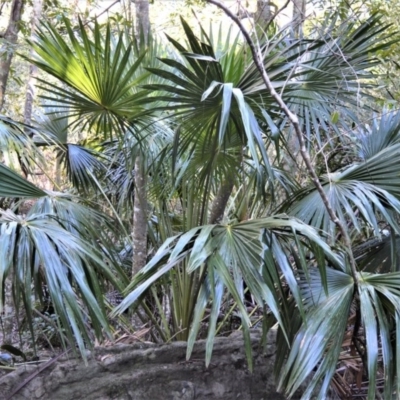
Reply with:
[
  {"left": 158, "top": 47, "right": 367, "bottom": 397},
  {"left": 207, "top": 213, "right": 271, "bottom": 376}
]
[{"left": 206, "top": 0, "right": 359, "bottom": 285}]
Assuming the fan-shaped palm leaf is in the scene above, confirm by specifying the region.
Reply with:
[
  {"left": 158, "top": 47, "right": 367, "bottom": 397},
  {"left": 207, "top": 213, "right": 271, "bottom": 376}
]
[
  {"left": 0, "top": 163, "right": 46, "bottom": 198},
  {"left": 33, "top": 112, "right": 107, "bottom": 192},
  {"left": 279, "top": 267, "right": 400, "bottom": 399},
  {"left": 113, "top": 215, "right": 340, "bottom": 367},
  {"left": 278, "top": 268, "right": 354, "bottom": 399},
  {"left": 287, "top": 111, "right": 400, "bottom": 238},
  {"left": 279, "top": 13, "right": 394, "bottom": 144},
  {"left": 33, "top": 111, "right": 69, "bottom": 146},
  {"left": 0, "top": 115, "right": 43, "bottom": 175},
  {"left": 28, "top": 193, "right": 126, "bottom": 267},
  {"left": 103, "top": 119, "right": 174, "bottom": 215},
  {"left": 143, "top": 18, "right": 274, "bottom": 191},
  {"left": 59, "top": 144, "right": 106, "bottom": 192},
  {"left": 0, "top": 208, "right": 123, "bottom": 359},
  {"left": 357, "top": 110, "right": 400, "bottom": 159},
  {"left": 27, "top": 18, "right": 150, "bottom": 138}
]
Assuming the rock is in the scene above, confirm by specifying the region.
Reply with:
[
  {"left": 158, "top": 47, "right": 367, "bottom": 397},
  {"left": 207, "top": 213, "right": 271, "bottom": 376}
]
[{"left": 0, "top": 330, "right": 316, "bottom": 400}]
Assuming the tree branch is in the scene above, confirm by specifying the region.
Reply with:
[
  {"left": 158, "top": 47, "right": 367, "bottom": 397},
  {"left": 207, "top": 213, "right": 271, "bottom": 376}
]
[{"left": 206, "top": 0, "right": 359, "bottom": 285}]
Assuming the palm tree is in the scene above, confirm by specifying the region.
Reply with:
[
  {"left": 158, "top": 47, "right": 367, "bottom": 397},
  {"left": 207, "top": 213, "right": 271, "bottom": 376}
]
[
  {"left": 2, "top": 9, "right": 400, "bottom": 399},
  {"left": 111, "top": 15, "right": 400, "bottom": 399},
  {"left": 0, "top": 117, "right": 128, "bottom": 357}
]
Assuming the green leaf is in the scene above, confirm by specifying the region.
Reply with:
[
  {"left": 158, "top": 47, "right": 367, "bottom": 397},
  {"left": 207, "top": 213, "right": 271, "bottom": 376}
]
[
  {"left": 330, "top": 110, "right": 340, "bottom": 124},
  {"left": 279, "top": 271, "right": 354, "bottom": 398},
  {"left": 0, "top": 209, "right": 120, "bottom": 360},
  {"left": 359, "top": 284, "right": 379, "bottom": 400},
  {"left": 0, "top": 164, "right": 46, "bottom": 198}
]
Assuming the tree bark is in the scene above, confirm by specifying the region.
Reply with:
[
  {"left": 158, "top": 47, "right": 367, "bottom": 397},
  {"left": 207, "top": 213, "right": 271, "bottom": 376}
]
[
  {"left": 0, "top": 0, "right": 25, "bottom": 112},
  {"left": 255, "top": 0, "right": 272, "bottom": 26},
  {"left": 1, "top": 275, "right": 14, "bottom": 344},
  {"left": 131, "top": 0, "right": 150, "bottom": 276},
  {"left": 24, "top": 0, "right": 43, "bottom": 132},
  {"left": 291, "top": 0, "right": 305, "bottom": 38},
  {"left": 209, "top": 179, "right": 234, "bottom": 224},
  {"left": 0, "top": 0, "right": 25, "bottom": 345},
  {"left": 132, "top": 156, "right": 148, "bottom": 276},
  {"left": 135, "top": 0, "right": 150, "bottom": 37}
]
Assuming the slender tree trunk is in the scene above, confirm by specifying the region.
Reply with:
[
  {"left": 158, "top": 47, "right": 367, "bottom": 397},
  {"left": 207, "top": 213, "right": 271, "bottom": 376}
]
[
  {"left": 135, "top": 0, "right": 149, "bottom": 36},
  {"left": 0, "top": 0, "right": 25, "bottom": 111},
  {"left": 132, "top": 157, "right": 148, "bottom": 275},
  {"left": 255, "top": 0, "right": 271, "bottom": 26},
  {"left": 278, "top": 0, "right": 307, "bottom": 172},
  {"left": 1, "top": 275, "right": 14, "bottom": 344},
  {"left": 24, "top": 0, "right": 43, "bottom": 131},
  {"left": 0, "top": 0, "right": 24, "bottom": 345},
  {"left": 131, "top": 0, "right": 150, "bottom": 276},
  {"left": 292, "top": 0, "right": 305, "bottom": 38}
]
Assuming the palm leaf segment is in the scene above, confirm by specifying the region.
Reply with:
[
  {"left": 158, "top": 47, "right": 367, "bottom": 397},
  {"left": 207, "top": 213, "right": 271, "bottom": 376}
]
[
  {"left": 27, "top": 18, "right": 150, "bottom": 138},
  {"left": 0, "top": 163, "right": 46, "bottom": 198},
  {"left": 35, "top": 111, "right": 106, "bottom": 192},
  {"left": 288, "top": 111, "right": 400, "bottom": 238},
  {"left": 279, "top": 13, "right": 394, "bottom": 144}
]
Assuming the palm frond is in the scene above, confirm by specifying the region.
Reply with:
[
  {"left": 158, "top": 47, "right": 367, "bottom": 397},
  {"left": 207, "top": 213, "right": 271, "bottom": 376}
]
[
  {"left": 287, "top": 112, "right": 400, "bottom": 238},
  {"left": 278, "top": 268, "right": 354, "bottom": 398},
  {"left": 113, "top": 216, "right": 340, "bottom": 367},
  {"left": 272, "top": 14, "right": 394, "bottom": 145},
  {"left": 358, "top": 272, "right": 400, "bottom": 399},
  {"left": 61, "top": 144, "right": 106, "bottom": 192},
  {"left": 143, "top": 18, "right": 275, "bottom": 192},
  {"left": 357, "top": 109, "right": 400, "bottom": 159},
  {"left": 0, "top": 115, "right": 43, "bottom": 174},
  {"left": 0, "top": 209, "right": 122, "bottom": 359},
  {"left": 0, "top": 164, "right": 46, "bottom": 198},
  {"left": 33, "top": 111, "right": 69, "bottom": 146},
  {"left": 27, "top": 18, "right": 150, "bottom": 138}
]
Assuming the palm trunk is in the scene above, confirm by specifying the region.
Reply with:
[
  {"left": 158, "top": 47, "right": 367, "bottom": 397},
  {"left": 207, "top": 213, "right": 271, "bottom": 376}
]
[
  {"left": 132, "top": 156, "right": 148, "bottom": 276},
  {"left": 1, "top": 274, "right": 14, "bottom": 344},
  {"left": 209, "top": 179, "right": 234, "bottom": 224},
  {"left": 0, "top": 0, "right": 25, "bottom": 111}
]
